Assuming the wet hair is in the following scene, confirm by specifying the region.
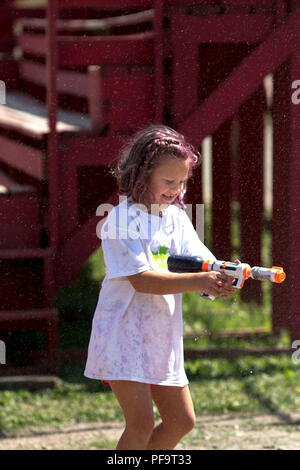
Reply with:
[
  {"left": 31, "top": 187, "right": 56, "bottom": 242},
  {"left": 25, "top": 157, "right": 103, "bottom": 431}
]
[{"left": 111, "top": 124, "right": 201, "bottom": 209}]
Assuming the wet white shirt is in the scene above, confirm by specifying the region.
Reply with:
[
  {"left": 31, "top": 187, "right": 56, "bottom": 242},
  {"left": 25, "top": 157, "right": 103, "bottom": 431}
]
[{"left": 84, "top": 197, "right": 215, "bottom": 386}]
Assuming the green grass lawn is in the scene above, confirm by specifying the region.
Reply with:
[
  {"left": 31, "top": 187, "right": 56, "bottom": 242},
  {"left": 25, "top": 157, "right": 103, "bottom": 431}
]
[{"left": 1, "top": 206, "right": 299, "bottom": 436}]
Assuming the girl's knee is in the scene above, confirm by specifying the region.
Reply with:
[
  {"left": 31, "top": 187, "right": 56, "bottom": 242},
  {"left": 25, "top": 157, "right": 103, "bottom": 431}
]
[
  {"left": 127, "top": 413, "right": 155, "bottom": 437},
  {"left": 165, "top": 411, "right": 196, "bottom": 437},
  {"left": 182, "top": 412, "right": 196, "bottom": 434},
  {"left": 125, "top": 415, "right": 155, "bottom": 445}
]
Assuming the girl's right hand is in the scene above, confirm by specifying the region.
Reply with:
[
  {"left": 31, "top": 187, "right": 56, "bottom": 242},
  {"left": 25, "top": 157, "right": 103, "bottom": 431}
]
[{"left": 195, "top": 271, "right": 228, "bottom": 298}]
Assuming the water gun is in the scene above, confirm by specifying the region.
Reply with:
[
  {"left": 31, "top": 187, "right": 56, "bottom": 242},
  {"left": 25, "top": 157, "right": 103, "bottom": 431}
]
[{"left": 167, "top": 255, "right": 286, "bottom": 300}]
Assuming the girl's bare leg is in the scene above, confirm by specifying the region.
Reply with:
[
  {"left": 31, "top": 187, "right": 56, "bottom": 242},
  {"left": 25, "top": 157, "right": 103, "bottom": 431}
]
[
  {"left": 147, "top": 384, "right": 196, "bottom": 450},
  {"left": 109, "top": 380, "right": 155, "bottom": 450}
]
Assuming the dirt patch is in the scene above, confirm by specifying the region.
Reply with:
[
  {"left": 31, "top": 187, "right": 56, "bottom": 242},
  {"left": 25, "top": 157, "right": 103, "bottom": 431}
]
[{"left": 1, "top": 413, "right": 300, "bottom": 450}]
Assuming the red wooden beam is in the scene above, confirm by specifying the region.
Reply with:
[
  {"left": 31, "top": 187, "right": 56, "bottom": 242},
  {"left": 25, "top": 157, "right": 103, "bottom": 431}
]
[
  {"left": 0, "top": 135, "right": 44, "bottom": 180},
  {"left": 179, "top": 6, "right": 300, "bottom": 146},
  {"left": 58, "top": 32, "right": 154, "bottom": 67},
  {"left": 20, "top": 61, "right": 90, "bottom": 98},
  {"left": 58, "top": 0, "right": 152, "bottom": 8},
  {"left": 171, "top": 13, "right": 274, "bottom": 44},
  {"left": 18, "top": 10, "right": 154, "bottom": 34},
  {"left": 58, "top": 0, "right": 219, "bottom": 8}
]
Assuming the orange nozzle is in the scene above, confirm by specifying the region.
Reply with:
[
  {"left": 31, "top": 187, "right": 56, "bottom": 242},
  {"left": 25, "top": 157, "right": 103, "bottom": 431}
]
[{"left": 272, "top": 267, "right": 286, "bottom": 283}]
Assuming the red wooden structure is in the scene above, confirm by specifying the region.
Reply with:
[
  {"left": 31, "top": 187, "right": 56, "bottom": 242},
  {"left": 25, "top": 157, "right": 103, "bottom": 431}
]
[{"left": 0, "top": 0, "right": 299, "bottom": 373}]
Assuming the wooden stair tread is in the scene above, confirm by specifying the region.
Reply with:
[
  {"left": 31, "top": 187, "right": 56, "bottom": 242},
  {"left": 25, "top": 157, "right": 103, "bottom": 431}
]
[
  {"left": 0, "top": 169, "right": 37, "bottom": 195},
  {"left": 0, "top": 91, "right": 92, "bottom": 139}
]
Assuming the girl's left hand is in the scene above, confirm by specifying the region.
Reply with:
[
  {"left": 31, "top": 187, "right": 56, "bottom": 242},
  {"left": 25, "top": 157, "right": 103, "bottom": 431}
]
[{"left": 218, "top": 259, "right": 241, "bottom": 299}]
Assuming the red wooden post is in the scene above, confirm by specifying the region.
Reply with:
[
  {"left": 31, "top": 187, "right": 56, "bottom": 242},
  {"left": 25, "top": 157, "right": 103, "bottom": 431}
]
[
  {"left": 273, "top": 51, "right": 300, "bottom": 340},
  {"left": 238, "top": 86, "right": 265, "bottom": 303},
  {"left": 87, "top": 65, "right": 105, "bottom": 131},
  {"left": 289, "top": 52, "right": 300, "bottom": 341},
  {"left": 154, "top": 0, "right": 164, "bottom": 123},
  {"left": 46, "top": 0, "right": 59, "bottom": 250},
  {"left": 272, "top": 60, "right": 291, "bottom": 333}
]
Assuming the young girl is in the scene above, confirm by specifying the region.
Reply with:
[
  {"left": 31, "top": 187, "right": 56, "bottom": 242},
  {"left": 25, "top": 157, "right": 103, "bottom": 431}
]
[{"left": 84, "top": 124, "right": 236, "bottom": 450}]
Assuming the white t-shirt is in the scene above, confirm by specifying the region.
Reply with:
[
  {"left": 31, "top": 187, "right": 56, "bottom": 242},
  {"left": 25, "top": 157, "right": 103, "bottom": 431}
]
[{"left": 84, "top": 197, "right": 216, "bottom": 386}]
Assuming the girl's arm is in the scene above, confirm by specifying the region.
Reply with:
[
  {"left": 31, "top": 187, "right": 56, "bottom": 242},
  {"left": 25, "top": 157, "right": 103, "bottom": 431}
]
[{"left": 127, "top": 270, "right": 234, "bottom": 297}]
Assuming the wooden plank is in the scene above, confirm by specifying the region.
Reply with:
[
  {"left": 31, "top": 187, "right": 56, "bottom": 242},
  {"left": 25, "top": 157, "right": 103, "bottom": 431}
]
[
  {"left": 0, "top": 135, "right": 44, "bottom": 179},
  {"left": 58, "top": 0, "right": 218, "bottom": 6},
  {"left": 0, "top": 91, "right": 92, "bottom": 139},
  {"left": 18, "top": 31, "right": 154, "bottom": 65},
  {"left": 58, "top": 32, "right": 154, "bottom": 67},
  {"left": 179, "top": 6, "right": 300, "bottom": 147},
  {"left": 18, "top": 10, "right": 154, "bottom": 34},
  {"left": 0, "top": 169, "right": 36, "bottom": 193},
  {"left": 20, "top": 61, "right": 89, "bottom": 98},
  {"left": 17, "top": 33, "right": 46, "bottom": 57},
  {"left": 171, "top": 13, "right": 274, "bottom": 44},
  {"left": 0, "top": 103, "right": 89, "bottom": 139},
  {"left": 59, "top": 0, "right": 152, "bottom": 7}
]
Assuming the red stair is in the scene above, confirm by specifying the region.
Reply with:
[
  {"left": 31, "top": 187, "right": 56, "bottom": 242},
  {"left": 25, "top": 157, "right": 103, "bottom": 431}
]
[
  {"left": 0, "top": 1, "right": 155, "bottom": 373},
  {"left": 0, "top": 0, "right": 299, "bottom": 374}
]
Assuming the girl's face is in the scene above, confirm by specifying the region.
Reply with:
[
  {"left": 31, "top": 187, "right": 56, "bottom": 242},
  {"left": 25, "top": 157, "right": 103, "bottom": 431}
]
[{"left": 144, "top": 156, "right": 190, "bottom": 208}]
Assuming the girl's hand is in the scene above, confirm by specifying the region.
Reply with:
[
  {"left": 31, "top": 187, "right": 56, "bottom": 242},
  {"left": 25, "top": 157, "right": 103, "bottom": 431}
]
[
  {"left": 196, "top": 271, "right": 233, "bottom": 298},
  {"left": 219, "top": 259, "right": 241, "bottom": 299}
]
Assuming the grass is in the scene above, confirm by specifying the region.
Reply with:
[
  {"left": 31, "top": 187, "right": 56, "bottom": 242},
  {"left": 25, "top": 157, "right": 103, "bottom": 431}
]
[{"left": 0, "top": 204, "right": 299, "bottom": 437}]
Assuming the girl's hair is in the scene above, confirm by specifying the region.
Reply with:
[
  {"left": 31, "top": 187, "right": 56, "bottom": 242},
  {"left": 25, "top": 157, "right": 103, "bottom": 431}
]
[{"left": 111, "top": 124, "right": 201, "bottom": 209}]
